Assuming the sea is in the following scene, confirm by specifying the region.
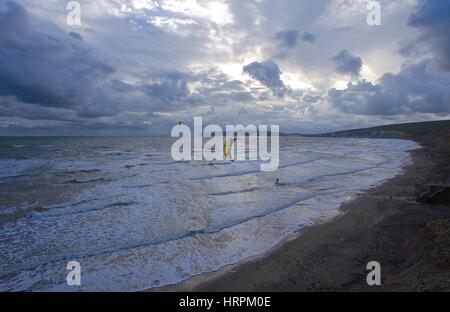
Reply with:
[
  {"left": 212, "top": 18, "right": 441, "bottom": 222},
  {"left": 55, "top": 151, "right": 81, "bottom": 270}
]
[{"left": 0, "top": 136, "right": 419, "bottom": 291}]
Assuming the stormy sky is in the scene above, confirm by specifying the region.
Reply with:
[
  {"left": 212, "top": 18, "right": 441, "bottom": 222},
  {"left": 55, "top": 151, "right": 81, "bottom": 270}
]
[{"left": 0, "top": 0, "right": 449, "bottom": 135}]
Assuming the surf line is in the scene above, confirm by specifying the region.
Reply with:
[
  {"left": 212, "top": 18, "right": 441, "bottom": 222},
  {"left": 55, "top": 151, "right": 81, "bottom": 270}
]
[{"left": 171, "top": 117, "right": 280, "bottom": 172}]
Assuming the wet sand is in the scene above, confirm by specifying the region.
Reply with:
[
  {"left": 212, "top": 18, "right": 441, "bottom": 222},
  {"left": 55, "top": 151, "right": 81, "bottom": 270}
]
[{"left": 166, "top": 129, "right": 450, "bottom": 292}]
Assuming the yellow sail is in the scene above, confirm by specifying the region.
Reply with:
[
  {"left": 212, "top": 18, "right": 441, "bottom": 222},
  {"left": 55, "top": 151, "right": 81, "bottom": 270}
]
[{"left": 224, "top": 139, "right": 234, "bottom": 161}]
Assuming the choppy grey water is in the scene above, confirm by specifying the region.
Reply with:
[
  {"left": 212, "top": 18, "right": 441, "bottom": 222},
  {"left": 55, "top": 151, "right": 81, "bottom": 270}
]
[{"left": 0, "top": 136, "right": 419, "bottom": 291}]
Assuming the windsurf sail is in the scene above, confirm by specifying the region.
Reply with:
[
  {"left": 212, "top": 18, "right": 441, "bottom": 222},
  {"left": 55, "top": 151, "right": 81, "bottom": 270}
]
[{"left": 224, "top": 138, "right": 235, "bottom": 161}]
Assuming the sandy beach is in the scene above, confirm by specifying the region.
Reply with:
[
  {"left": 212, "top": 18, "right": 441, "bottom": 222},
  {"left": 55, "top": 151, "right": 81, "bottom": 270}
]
[{"left": 166, "top": 123, "right": 450, "bottom": 292}]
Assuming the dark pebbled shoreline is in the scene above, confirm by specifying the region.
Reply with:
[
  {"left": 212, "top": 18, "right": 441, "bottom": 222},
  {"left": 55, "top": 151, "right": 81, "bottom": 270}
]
[{"left": 166, "top": 126, "right": 450, "bottom": 292}]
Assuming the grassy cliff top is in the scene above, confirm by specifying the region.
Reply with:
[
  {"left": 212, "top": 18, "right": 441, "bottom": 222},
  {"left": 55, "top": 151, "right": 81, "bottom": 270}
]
[{"left": 312, "top": 119, "right": 450, "bottom": 138}]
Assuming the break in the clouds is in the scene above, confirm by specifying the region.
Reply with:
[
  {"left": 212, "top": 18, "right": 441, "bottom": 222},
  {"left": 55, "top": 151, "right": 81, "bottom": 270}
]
[{"left": 0, "top": 0, "right": 449, "bottom": 135}]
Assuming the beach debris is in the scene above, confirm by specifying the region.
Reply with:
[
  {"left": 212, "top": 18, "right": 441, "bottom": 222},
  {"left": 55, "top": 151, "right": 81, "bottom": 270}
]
[{"left": 417, "top": 184, "right": 450, "bottom": 204}]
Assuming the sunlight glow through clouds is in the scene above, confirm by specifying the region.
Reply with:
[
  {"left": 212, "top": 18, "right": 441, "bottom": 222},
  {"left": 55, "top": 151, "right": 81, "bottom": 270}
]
[
  {"left": 3, "top": 0, "right": 449, "bottom": 135},
  {"left": 131, "top": 0, "right": 159, "bottom": 10},
  {"left": 162, "top": 0, "right": 234, "bottom": 25},
  {"left": 360, "top": 64, "right": 378, "bottom": 83},
  {"left": 333, "top": 80, "right": 350, "bottom": 90},
  {"left": 220, "top": 62, "right": 246, "bottom": 80},
  {"left": 281, "top": 72, "right": 316, "bottom": 90},
  {"left": 149, "top": 16, "right": 198, "bottom": 32}
]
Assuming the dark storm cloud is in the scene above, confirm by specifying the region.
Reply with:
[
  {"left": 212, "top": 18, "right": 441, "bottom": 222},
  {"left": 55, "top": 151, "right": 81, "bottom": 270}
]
[
  {"left": 0, "top": 96, "right": 78, "bottom": 121},
  {"left": 274, "top": 30, "right": 315, "bottom": 48},
  {"left": 0, "top": 1, "right": 229, "bottom": 125},
  {"left": 243, "top": 60, "right": 287, "bottom": 97},
  {"left": 407, "top": 0, "right": 450, "bottom": 70},
  {"left": 300, "top": 31, "right": 316, "bottom": 44},
  {"left": 141, "top": 72, "right": 200, "bottom": 110},
  {"left": 329, "top": 0, "right": 450, "bottom": 117},
  {"left": 275, "top": 30, "right": 298, "bottom": 48},
  {"left": 1, "top": 0, "right": 448, "bottom": 136},
  {"left": 331, "top": 50, "right": 363, "bottom": 76},
  {"left": 329, "top": 59, "right": 450, "bottom": 115},
  {"left": 0, "top": 1, "right": 118, "bottom": 118}
]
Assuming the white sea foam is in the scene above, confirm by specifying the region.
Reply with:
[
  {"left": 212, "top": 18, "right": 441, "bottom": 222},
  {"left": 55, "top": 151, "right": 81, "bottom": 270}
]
[
  {"left": 0, "top": 159, "right": 40, "bottom": 179},
  {"left": 0, "top": 137, "right": 420, "bottom": 291}
]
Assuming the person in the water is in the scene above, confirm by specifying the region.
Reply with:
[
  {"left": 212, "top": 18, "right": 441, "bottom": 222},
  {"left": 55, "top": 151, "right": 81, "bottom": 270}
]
[{"left": 275, "top": 178, "right": 288, "bottom": 186}]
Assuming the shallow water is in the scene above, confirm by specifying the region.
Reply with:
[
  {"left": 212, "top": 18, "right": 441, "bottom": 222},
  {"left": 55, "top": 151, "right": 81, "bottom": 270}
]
[{"left": 0, "top": 136, "right": 419, "bottom": 291}]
